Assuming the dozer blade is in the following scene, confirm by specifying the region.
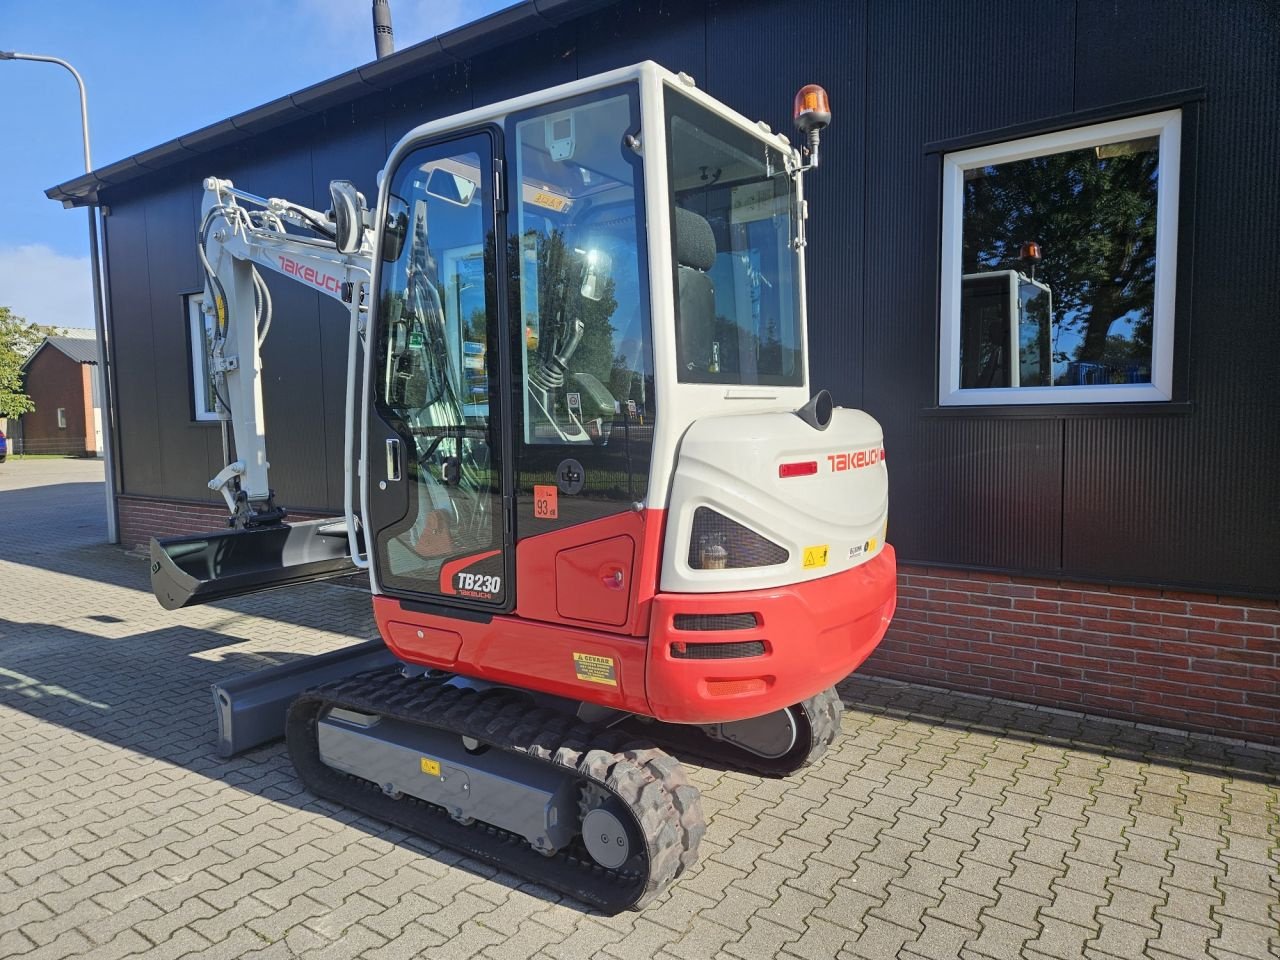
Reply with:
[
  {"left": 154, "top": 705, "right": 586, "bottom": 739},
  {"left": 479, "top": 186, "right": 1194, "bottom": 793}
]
[{"left": 150, "top": 518, "right": 361, "bottom": 610}]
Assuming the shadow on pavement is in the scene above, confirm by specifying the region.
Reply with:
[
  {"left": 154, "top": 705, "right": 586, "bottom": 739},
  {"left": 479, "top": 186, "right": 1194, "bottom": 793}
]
[{"left": 0, "top": 615, "right": 536, "bottom": 906}]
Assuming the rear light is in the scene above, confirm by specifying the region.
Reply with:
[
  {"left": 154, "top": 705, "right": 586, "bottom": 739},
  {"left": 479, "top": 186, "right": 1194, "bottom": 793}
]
[
  {"left": 778, "top": 460, "right": 818, "bottom": 478},
  {"left": 688, "top": 508, "right": 789, "bottom": 570}
]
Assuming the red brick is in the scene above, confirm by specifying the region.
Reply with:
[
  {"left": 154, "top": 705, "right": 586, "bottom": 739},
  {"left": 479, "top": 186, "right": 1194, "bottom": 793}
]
[
  {"left": 1215, "top": 620, "right": 1276, "bottom": 639},
  {"left": 1133, "top": 597, "right": 1190, "bottom": 614},
  {"left": 1035, "top": 613, "right": 1084, "bottom": 628},
  {"left": 1188, "top": 603, "right": 1245, "bottom": 621}
]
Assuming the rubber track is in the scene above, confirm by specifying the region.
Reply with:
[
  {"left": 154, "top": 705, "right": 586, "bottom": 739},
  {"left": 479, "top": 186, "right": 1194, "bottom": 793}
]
[
  {"left": 285, "top": 667, "right": 704, "bottom": 913},
  {"left": 633, "top": 686, "right": 846, "bottom": 778}
]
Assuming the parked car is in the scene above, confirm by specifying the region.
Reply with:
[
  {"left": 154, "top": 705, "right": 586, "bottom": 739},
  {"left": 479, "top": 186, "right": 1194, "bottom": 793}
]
[{"left": 0, "top": 427, "right": 7, "bottom": 462}]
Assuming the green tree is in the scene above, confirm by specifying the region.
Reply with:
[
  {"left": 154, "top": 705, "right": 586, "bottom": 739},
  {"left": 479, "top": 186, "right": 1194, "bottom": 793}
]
[
  {"left": 0, "top": 307, "right": 62, "bottom": 417},
  {"left": 962, "top": 142, "right": 1159, "bottom": 382}
]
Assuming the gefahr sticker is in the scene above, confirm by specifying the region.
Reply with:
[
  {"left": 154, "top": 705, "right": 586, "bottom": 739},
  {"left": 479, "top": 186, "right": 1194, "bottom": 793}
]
[{"left": 572, "top": 652, "right": 617, "bottom": 686}]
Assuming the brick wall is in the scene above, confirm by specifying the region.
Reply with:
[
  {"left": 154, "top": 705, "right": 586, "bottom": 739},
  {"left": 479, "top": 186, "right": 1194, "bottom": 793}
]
[
  {"left": 118, "top": 496, "right": 332, "bottom": 552},
  {"left": 865, "top": 565, "right": 1280, "bottom": 746}
]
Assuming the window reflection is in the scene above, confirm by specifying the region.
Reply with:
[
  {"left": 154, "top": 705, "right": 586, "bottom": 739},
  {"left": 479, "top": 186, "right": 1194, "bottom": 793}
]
[
  {"left": 512, "top": 93, "right": 653, "bottom": 446},
  {"left": 961, "top": 135, "right": 1160, "bottom": 389}
]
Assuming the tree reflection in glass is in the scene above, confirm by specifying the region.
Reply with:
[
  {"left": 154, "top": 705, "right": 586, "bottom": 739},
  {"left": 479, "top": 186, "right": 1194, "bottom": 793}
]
[{"left": 961, "top": 136, "right": 1159, "bottom": 388}]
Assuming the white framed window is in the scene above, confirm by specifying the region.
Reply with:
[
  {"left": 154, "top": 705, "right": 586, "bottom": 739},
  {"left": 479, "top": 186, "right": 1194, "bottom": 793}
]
[
  {"left": 939, "top": 109, "right": 1181, "bottom": 405},
  {"left": 187, "top": 294, "right": 223, "bottom": 421},
  {"left": 56, "top": 408, "right": 67, "bottom": 429}
]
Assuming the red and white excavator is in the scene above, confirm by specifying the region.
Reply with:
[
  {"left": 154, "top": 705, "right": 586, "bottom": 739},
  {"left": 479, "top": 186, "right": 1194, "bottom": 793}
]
[{"left": 151, "top": 63, "right": 896, "bottom": 911}]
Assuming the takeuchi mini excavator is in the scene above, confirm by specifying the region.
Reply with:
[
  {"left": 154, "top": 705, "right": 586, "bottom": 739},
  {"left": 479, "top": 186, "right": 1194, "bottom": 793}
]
[{"left": 150, "top": 63, "right": 896, "bottom": 912}]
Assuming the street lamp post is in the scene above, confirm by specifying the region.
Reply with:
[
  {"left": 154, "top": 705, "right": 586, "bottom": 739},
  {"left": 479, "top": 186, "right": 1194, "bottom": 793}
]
[{"left": 1, "top": 50, "right": 119, "bottom": 543}]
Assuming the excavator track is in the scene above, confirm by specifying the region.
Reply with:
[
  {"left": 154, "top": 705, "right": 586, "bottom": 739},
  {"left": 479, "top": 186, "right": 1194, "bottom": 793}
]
[
  {"left": 285, "top": 666, "right": 705, "bottom": 913},
  {"left": 630, "top": 686, "right": 846, "bottom": 777}
]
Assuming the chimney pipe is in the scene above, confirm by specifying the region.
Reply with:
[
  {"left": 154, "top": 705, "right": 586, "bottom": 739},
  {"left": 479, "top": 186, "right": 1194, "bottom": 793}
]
[{"left": 373, "top": 0, "right": 394, "bottom": 59}]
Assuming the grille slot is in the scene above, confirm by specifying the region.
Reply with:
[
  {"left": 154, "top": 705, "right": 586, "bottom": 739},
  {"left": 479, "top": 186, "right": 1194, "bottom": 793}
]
[
  {"left": 688, "top": 508, "right": 789, "bottom": 569},
  {"left": 672, "top": 613, "right": 760, "bottom": 631},
  {"left": 670, "top": 640, "right": 767, "bottom": 660}
]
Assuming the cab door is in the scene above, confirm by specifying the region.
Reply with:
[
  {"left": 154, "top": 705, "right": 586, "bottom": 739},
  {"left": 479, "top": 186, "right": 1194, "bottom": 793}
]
[{"left": 365, "top": 130, "right": 513, "bottom": 609}]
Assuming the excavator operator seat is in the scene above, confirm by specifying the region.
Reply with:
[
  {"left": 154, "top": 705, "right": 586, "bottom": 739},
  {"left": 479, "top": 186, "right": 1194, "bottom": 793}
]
[{"left": 673, "top": 206, "right": 717, "bottom": 373}]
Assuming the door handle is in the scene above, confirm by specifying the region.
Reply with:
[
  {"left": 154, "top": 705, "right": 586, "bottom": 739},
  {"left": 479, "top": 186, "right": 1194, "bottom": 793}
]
[{"left": 385, "top": 438, "right": 402, "bottom": 482}]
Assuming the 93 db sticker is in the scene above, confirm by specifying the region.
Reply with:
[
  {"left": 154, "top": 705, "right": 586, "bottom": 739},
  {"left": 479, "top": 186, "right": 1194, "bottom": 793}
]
[{"left": 572, "top": 652, "right": 617, "bottom": 686}]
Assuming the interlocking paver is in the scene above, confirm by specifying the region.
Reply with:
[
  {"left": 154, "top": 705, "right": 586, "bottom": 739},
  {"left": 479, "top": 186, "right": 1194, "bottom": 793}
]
[{"left": 3, "top": 459, "right": 1280, "bottom": 960}]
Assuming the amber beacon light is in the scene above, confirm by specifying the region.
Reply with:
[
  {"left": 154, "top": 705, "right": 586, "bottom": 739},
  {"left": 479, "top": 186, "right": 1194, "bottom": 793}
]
[{"left": 793, "top": 83, "right": 832, "bottom": 168}]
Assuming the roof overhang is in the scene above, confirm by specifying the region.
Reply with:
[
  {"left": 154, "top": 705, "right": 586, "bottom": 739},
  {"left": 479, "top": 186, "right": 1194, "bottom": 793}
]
[{"left": 46, "top": 0, "right": 618, "bottom": 207}]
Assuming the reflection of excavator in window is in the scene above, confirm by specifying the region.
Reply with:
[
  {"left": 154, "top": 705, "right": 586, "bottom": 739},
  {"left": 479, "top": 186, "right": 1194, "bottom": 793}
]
[
  {"left": 149, "top": 64, "right": 897, "bottom": 913},
  {"left": 960, "top": 242, "right": 1054, "bottom": 389}
]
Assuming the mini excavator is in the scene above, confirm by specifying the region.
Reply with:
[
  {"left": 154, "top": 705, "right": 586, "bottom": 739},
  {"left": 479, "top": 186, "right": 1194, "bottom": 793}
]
[{"left": 150, "top": 63, "right": 897, "bottom": 911}]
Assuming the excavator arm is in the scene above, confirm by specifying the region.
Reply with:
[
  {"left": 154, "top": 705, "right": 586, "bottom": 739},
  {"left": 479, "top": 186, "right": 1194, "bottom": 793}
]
[{"left": 149, "top": 178, "right": 377, "bottom": 609}]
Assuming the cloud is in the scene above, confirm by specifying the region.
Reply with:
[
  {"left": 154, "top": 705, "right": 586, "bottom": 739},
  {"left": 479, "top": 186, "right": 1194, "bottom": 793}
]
[{"left": 0, "top": 244, "right": 95, "bottom": 332}]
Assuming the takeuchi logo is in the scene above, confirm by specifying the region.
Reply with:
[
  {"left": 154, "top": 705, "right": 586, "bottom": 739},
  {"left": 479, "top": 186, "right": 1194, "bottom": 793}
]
[
  {"left": 828, "top": 448, "right": 885, "bottom": 472},
  {"left": 279, "top": 255, "right": 341, "bottom": 294}
]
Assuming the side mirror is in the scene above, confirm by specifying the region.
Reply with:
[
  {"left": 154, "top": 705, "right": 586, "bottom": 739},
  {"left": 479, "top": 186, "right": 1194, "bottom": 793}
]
[
  {"left": 381, "top": 195, "right": 409, "bottom": 263},
  {"left": 329, "top": 180, "right": 367, "bottom": 254}
]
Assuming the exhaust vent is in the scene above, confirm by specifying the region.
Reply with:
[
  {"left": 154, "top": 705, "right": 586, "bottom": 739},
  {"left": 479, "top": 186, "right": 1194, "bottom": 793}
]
[
  {"left": 688, "top": 508, "right": 789, "bottom": 570},
  {"left": 670, "top": 640, "right": 767, "bottom": 660},
  {"left": 673, "top": 613, "right": 760, "bottom": 631}
]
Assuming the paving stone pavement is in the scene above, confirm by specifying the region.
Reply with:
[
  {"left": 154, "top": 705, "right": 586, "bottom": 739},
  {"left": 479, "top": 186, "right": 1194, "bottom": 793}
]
[{"left": 1, "top": 459, "right": 1278, "bottom": 960}]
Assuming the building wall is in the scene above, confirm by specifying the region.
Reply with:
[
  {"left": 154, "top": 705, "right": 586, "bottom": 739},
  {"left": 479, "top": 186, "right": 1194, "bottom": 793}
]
[
  {"left": 118, "top": 496, "right": 329, "bottom": 553},
  {"left": 95, "top": 0, "right": 1280, "bottom": 740},
  {"left": 20, "top": 348, "right": 91, "bottom": 455}
]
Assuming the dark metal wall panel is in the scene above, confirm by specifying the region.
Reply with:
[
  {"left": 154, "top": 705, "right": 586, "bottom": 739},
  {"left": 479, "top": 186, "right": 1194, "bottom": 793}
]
[
  {"left": 469, "top": 27, "right": 578, "bottom": 108},
  {"left": 861, "top": 0, "right": 1076, "bottom": 568},
  {"left": 1060, "top": 0, "right": 1280, "bottom": 593},
  {"left": 1063, "top": 417, "right": 1280, "bottom": 593},
  {"left": 575, "top": 1, "right": 706, "bottom": 78},
  {"left": 902, "top": 418, "right": 1063, "bottom": 571},
  {"left": 705, "top": 0, "right": 868, "bottom": 410},
  {"left": 142, "top": 181, "right": 214, "bottom": 501},
  {"left": 381, "top": 65, "right": 474, "bottom": 153},
  {"left": 102, "top": 199, "right": 164, "bottom": 495}
]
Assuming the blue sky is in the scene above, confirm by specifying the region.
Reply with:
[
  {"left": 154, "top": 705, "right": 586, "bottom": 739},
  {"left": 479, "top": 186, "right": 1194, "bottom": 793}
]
[{"left": 0, "top": 0, "right": 514, "bottom": 330}]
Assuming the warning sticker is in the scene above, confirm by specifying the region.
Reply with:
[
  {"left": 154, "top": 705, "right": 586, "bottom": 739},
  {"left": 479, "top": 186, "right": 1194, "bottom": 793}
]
[
  {"left": 533, "top": 484, "right": 559, "bottom": 519},
  {"left": 530, "top": 190, "right": 571, "bottom": 213},
  {"left": 420, "top": 757, "right": 441, "bottom": 777},
  {"left": 573, "top": 652, "right": 618, "bottom": 686},
  {"left": 802, "top": 544, "right": 830, "bottom": 569}
]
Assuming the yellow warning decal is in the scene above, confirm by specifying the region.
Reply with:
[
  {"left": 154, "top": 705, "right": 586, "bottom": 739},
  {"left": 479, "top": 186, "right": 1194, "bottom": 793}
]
[
  {"left": 419, "top": 757, "right": 441, "bottom": 777},
  {"left": 802, "top": 544, "right": 830, "bottom": 569},
  {"left": 530, "top": 190, "right": 571, "bottom": 213},
  {"left": 573, "top": 652, "right": 618, "bottom": 686},
  {"left": 867, "top": 538, "right": 878, "bottom": 553}
]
